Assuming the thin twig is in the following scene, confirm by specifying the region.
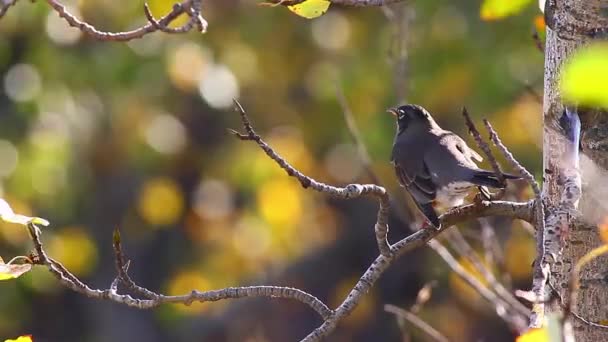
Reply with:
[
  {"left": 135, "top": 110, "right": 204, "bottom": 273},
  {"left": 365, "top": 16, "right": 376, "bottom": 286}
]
[
  {"left": 25, "top": 223, "right": 333, "bottom": 319},
  {"left": 42, "top": 0, "right": 205, "bottom": 42},
  {"left": 484, "top": 119, "right": 546, "bottom": 328},
  {"left": 462, "top": 107, "right": 506, "bottom": 199},
  {"left": 334, "top": 84, "right": 380, "bottom": 185},
  {"left": 445, "top": 228, "right": 530, "bottom": 319},
  {"left": 427, "top": 239, "right": 528, "bottom": 331},
  {"left": 385, "top": 304, "right": 450, "bottom": 342}
]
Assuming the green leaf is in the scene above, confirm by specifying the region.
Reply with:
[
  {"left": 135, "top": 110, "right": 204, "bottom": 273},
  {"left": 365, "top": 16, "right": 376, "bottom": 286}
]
[
  {"left": 0, "top": 198, "right": 49, "bottom": 227},
  {"left": 480, "top": 0, "right": 534, "bottom": 21},
  {"left": 561, "top": 43, "right": 608, "bottom": 109},
  {"left": 287, "top": 0, "right": 330, "bottom": 19}
]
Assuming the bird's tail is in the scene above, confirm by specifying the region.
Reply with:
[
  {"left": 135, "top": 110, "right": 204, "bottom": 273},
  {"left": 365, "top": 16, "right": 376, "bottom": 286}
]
[
  {"left": 417, "top": 202, "right": 441, "bottom": 229},
  {"left": 470, "top": 170, "right": 521, "bottom": 189}
]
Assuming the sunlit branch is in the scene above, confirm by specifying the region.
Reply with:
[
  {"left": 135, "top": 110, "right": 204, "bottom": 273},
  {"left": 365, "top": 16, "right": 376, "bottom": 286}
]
[
  {"left": 2, "top": 0, "right": 207, "bottom": 41},
  {"left": 25, "top": 223, "right": 333, "bottom": 320}
]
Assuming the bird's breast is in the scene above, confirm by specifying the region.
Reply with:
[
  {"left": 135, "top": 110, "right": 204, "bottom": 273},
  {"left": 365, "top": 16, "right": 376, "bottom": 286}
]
[{"left": 435, "top": 182, "right": 475, "bottom": 208}]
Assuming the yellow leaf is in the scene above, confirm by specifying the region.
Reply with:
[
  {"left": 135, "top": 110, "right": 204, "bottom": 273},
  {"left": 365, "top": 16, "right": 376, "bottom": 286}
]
[
  {"left": 288, "top": 0, "right": 330, "bottom": 19},
  {"left": 4, "top": 336, "right": 33, "bottom": 342},
  {"left": 561, "top": 43, "right": 608, "bottom": 109},
  {"left": 516, "top": 327, "right": 549, "bottom": 342},
  {"left": 480, "top": 0, "right": 534, "bottom": 21},
  {"left": 0, "top": 258, "right": 32, "bottom": 281}
]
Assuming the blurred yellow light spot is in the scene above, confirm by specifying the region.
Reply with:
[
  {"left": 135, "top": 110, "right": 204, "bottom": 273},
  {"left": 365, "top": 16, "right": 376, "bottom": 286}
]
[
  {"left": 504, "top": 224, "right": 536, "bottom": 281},
  {"left": 516, "top": 327, "right": 549, "bottom": 342},
  {"left": 167, "top": 43, "right": 210, "bottom": 92},
  {"left": 47, "top": 227, "right": 98, "bottom": 277},
  {"left": 166, "top": 270, "right": 210, "bottom": 314},
  {"left": 257, "top": 178, "right": 302, "bottom": 227},
  {"left": 138, "top": 177, "right": 184, "bottom": 227},
  {"left": 146, "top": 0, "right": 189, "bottom": 28},
  {"left": 449, "top": 256, "right": 491, "bottom": 308},
  {"left": 480, "top": 0, "right": 533, "bottom": 21},
  {"left": 330, "top": 277, "right": 375, "bottom": 327},
  {"left": 221, "top": 42, "right": 260, "bottom": 85},
  {"left": 494, "top": 96, "right": 542, "bottom": 147}
]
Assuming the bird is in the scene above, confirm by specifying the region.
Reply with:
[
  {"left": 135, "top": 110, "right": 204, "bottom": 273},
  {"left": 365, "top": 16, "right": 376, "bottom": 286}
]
[{"left": 388, "top": 104, "right": 520, "bottom": 229}]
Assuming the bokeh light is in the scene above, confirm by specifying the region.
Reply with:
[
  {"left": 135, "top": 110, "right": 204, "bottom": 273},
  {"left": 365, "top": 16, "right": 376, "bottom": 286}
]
[
  {"left": 3, "top": 64, "right": 41, "bottom": 102},
  {"left": 142, "top": 113, "right": 187, "bottom": 155},
  {"left": 137, "top": 177, "right": 184, "bottom": 227},
  {"left": 192, "top": 179, "right": 234, "bottom": 220},
  {"left": 198, "top": 64, "right": 239, "bottom": 109},
  {"left": 47, "top": 227, "right": 98, "bottom": 277}
]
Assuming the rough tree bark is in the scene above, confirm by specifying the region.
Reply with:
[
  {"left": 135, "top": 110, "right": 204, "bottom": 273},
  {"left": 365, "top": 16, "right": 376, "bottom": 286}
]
[{"left": 543, "top": 0, "right": 608, "bottom": 340}]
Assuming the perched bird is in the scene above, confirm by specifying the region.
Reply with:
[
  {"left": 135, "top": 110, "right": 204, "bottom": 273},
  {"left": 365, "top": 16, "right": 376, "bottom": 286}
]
[{"left": 389, "top": 104, "right": 520, "bottom": 229}]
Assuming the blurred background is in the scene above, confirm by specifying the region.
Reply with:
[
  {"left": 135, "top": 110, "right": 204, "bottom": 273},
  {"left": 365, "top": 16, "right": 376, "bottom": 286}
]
[{"left": 0, "top": 0, "right": 544, "bottom": 341}]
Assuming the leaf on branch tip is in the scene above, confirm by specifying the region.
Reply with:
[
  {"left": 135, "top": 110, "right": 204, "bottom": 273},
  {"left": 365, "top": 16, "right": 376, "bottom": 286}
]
[
  {"left": 0, "top": 199, "right": 49, "bottom": 227},
  {"left": 0, "top": 258, "right": 32, "bottom": 281},
  {"left": 287, "top": 0, "right": 330, "bottom": 19},
  {"left": 4, "top": 336, "right": 33, "bottom": 342},
  {"left": 480, "top": 0, "right": 534, "bottom": 21},
  {"left": 561, "top": 43, "right": 608, "bottom": 109},
  {"left": 113, "top": 228, "right": 121, "bottom": 245}
]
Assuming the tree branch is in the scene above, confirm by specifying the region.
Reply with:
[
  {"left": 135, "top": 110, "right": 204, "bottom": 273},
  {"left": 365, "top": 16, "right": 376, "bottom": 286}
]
[
  {"left": 385, "top": 304, "right": 449, "bottom": 342},
  {"left": 25, "top": 222, "right": 333, "bottom": 320},
  {"left": 2, "top": 0, "right": 207, "bottom": 41}
]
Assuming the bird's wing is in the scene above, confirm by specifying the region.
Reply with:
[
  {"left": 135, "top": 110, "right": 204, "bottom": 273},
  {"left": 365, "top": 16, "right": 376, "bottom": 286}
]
[
  {"left": 391, "top": 135, "right": 436, "bottom": 203},
  {"left": 441, "top": 133, "right": 481, "bottom": 168}
]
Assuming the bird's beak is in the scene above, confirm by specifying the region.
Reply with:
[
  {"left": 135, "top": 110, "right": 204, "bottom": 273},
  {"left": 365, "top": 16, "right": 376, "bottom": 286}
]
[{"left": 387, "top": 108, "right": 398, "bottom": 116}]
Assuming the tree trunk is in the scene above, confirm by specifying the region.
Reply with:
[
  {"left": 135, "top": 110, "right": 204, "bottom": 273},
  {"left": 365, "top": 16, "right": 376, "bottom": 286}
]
[{"left": 543, "top": 1, "right": 608, "bottom": 340}]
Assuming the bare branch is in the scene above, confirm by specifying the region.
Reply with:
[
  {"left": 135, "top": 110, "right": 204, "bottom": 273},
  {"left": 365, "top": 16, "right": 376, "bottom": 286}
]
[
  {"left": 38, "top": 0, "right": 206, "bottom": 42},
  {"left": 483, "top": 119, "right": 547, "bottom": 328},
  {"left": 427, "top": 239, "right": 528, "bottom": 331},
  {"left": 445, "top": 228, "right": 531, "bottom": 319},
  {"left": 462, "top": 107, "right": 506, "bottom": 199},
  {"left": 25, "top": 223, "right": 333, "bottom": 320},
  {"left": 385, "top": 304, "right": 450, "bottom": 342}
]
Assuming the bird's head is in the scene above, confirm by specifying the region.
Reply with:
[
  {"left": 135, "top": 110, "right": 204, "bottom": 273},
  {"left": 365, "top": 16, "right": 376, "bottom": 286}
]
[{"left": 387, "top": 104, "right": 435, "bottom": 132}]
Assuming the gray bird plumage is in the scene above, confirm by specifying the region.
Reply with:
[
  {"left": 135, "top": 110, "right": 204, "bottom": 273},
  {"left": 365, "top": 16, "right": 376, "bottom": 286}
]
[{"left": 389, "top": 104, "right": 519, "bottom": 229}]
